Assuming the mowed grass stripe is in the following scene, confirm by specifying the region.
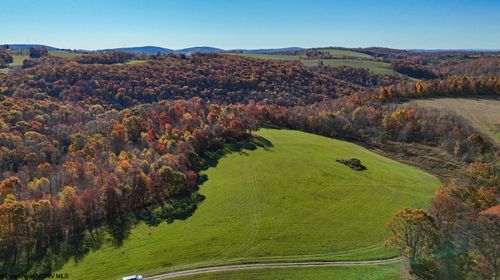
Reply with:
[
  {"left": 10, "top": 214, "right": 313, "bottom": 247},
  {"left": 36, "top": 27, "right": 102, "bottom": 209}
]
[{"left": 60, "top": 129, "right": 439, "bottom": 279}]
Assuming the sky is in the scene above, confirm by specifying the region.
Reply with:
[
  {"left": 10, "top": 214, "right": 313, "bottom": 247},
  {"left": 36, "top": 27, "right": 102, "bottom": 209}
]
[{"left": 1, "top": 0, "right": 499, "bottom": 50}]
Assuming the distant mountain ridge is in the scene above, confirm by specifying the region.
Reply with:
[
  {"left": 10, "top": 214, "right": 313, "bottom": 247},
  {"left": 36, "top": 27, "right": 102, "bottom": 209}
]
[
  {"left": 2, "top": 44, "right": 304, "bottom": 54},
  {"left": 102, "top": 46, "right": 299, "bottom": 54},
  {"left": 176, "top": 46, "right": 224, "bottom": 54},
  {"left": 6, "top": 44, "right": 59, "bottom": 51},
  {"left": 100, "top": 46, "right": 174, "bottom": 55},
  {"left": 6, "top": 44, "right": 498, "bottom": 55}
]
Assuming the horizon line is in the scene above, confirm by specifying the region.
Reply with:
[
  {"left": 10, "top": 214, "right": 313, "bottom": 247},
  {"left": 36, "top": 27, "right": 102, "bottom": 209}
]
[{"left": 3, "top": 43, "right": 500, "bottom": 52}]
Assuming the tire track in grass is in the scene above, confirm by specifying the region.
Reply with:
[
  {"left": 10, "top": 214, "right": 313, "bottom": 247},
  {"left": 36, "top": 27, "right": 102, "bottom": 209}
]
[{"left": 144, "top": 257, "right": 403, "bottom": 279}]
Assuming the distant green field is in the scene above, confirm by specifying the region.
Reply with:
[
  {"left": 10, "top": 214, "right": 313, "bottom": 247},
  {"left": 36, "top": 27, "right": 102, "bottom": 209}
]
[
  {"left": 407, "top": 98, "right": 500, "bottom": 143},
  {"left": 227, "top": 50, "right": 396, "bottom": 74},
  {"left": 48, "top": 50, "right": 82, "bottom": 59},
  {"left": 178, "top": 263, "right": 406, "bottom": 280},
  {"left": 7, "top": 51, "right": 82, "bottom": 68},
  {"left": 230, "top": 49, "right": 371, "bottom": 60},
  {"left": 10, "top": 53, "right": 29, "bottom": 67},
  {"left": 323, "top": 49, "right": 372, "bottom": 58},
  {"left": 228, "top": 53, "right": 301, "bottom": 60},
  {"left": 302, "top": 59, "right": 396, "bottom": 75},
  {"left": 60, "top": 129, "right": 439, "bottom": 279},
  {"left": 125, "top": 59, "right": 148, "bottom": 65}
]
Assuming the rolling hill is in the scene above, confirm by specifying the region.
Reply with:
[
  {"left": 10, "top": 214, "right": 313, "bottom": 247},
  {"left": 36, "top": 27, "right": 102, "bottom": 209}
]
[
  {"left": 407, "top": 98, "right": 500, "bottom": 143},
  {"left": 2, "top": 43, "right": 303, "bottom": 55},
  {"left": 176, "top": 46, "right": 224, "bottom": 54},
  {"left": 101, "top": 46, "right": 174, "bottom": 54},
  {"left": 228, "top": 47, "right": 304, "bottom": 54},
  {"left": 5, "top": 44, "right": 59, "bottom": 51},
  {"left": 59, "top": 128, "right": 440, "bottom": 279},
  {"left": 229, "top": 49, "right": 398, "bottom": 75}
]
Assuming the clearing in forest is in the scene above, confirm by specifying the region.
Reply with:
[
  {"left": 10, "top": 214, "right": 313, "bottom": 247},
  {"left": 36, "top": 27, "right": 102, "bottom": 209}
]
[
  {"left": 60, "top": 129, "right": 439, "bottom": 279},
  {"left": 407, "top": 98, "right": 500, "bottom": 143}
]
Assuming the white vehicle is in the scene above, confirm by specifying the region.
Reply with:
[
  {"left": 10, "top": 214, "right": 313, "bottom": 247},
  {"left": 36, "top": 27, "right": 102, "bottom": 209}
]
[{"left": 122, "top": 275, "right": 143, "bottom": 280}]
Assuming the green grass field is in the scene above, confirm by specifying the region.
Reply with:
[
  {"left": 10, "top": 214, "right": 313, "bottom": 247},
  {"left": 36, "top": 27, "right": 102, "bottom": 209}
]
[
  {"left": 0, "top": 51, "right": 82, "bottom": 73},
  {"left": 125, "top": 59, "right": 149, "bottom": 65},
  {"left": 322, "top": 49, "right": 372, "bottom": 59},
  {"left": 227, "top": 53, "right": 302, "bottom": 61},
  {"left": 7, "top": 51, "right": 82, "bottom": 68},
  {"left": 229, "top": 49, "right": 370, "bottom": 60},
  {"left": 302, "top": 59, "right": 396, "bottom": 74},
  {"left": 227, "top": 50, "right": 395, "bottom": 74},
  {"left": 177, "top": 263, "right": 407, "bottom": 280},
  {"left": 10, "top": 53, "right": 29, "bottom": 67},
  {"left": 60, "top": 129, "right": 439, "bottom": 279},
  {"left": 407, "top": 98, "right": 500, "bottom": 143},
  {"left": 48, "top": 50, "right": 82, "bottom": 59}
]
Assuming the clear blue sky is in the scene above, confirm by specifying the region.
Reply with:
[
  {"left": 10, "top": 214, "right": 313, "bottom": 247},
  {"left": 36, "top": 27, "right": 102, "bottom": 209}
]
[{"left": 1, "top": 0, "right": 499, "bottom": 50}]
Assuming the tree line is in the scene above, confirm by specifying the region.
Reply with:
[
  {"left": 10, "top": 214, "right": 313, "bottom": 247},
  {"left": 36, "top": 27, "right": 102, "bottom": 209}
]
[
  {"left": 0, "top": 47, "right": 13, "bottom": 68},
  {"left": 0, "top": 96, "right": 256, "bottom": 273}
]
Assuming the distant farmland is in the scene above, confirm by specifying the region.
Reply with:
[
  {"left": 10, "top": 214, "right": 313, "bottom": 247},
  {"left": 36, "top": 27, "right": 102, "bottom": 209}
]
[
  {"left": 6, "top": 51, "right": 82, "bottom": 68},
  {"left": 407, "top": 98, "right": 500, "bottom": 143},
  {"left": 48, "top": 50, "right": 83, "bottom": 59},
  {"left": 227, "top": 49, "right": 397, "bottom": 75},
  {"left": 10, "top": 53, "right": 29, "bottom": 67},
  {"left": 302, "top": 59, "right": 396, "bottom": 75},
  {"left": 321, "top": 49, "right": 372, "bottom": 59}
]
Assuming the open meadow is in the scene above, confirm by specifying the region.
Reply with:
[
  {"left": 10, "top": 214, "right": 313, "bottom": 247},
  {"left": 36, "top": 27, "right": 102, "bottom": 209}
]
[
  {"left": 60, "top": 129, "right": 439, "bottom": 279},
  {"left": 407, "top": 98, "right": 500, "bottom": 143},
  {"left": 302, "top": 59, "right": 396, "bottom": 74},
  {"left": 227, "top": 49, "right": 396, "bottom": 75}
]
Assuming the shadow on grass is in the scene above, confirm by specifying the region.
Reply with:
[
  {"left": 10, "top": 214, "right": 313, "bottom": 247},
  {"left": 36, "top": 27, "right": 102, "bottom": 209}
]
[
  {"left": 26, "top": 232, "right": 105, "bottom": 276},
  {"left": 139, "top": 134, "right": 273, "bottom": 230},
  {"left": 26, "top": 134, "right": 273, "bottom": 275},
  {"left": 200, "top": 134, "right": 274, "bottom": 171}
]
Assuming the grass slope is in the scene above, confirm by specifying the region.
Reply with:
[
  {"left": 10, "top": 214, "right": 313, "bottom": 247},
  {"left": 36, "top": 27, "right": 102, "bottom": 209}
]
[
  {"left": 408, "top": 98, "right": 500, "bottom": 143},
  {"left": 8, "top": 51, "right": 81, "bottom": 66},
  {"left": 322, "top": 49, "right": 372, "bottom": 59},
  {"left": 10, "top": 53, "right": 29, "bottom": 67},
  {"left": 230, "top": 49, "right": 370, "bottom": 60},
  {"left": 60, "top": 129, "right": 439, "bottom": 279},
  {"left": 302, "top": 59, "right": 395, "bottom": 74},
  {"left": 177, "top": 263, "right": 406, "bottom": 280},
  {"left": 48, "top": 50, "right": 82, "bottom": 59}
]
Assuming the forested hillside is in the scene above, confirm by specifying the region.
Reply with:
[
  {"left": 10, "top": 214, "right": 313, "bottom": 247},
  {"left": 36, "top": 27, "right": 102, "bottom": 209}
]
[{"left": 1, "top": 54, "right": 365, "bottom": 107}]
